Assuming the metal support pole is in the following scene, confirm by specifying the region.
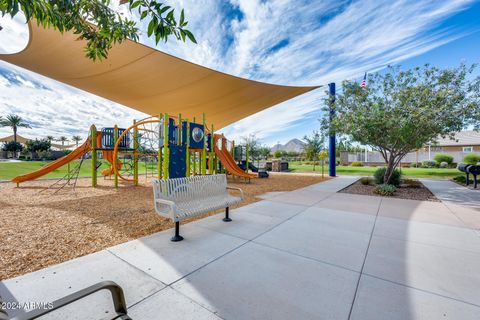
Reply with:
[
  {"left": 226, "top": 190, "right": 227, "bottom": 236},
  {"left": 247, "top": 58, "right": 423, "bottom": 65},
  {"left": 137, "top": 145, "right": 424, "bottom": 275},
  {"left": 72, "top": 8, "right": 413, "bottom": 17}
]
[
  {"left": 245, "top": 144, "right": 249, "bottom": 173},
  {"left": 186, "top": 120, "right": 190, "bottom": 177},
  {"left": 223, "top": 206, "right": 232, "bottom": 222},
  {"left": 201, "top": 113, "right": 207, "bottom": 175},
  {"left": 178, "top": 113, "right": 182, "bottom": 145},
  {"left": 133, "top": 120, "right": 139, "bottom": 186},
  {"left": 91, "top": 125, "right": 97, "bottom": 187},
  {"left": 163, "top": 114, "right": 169, "bottom": 179},
  {"left": 209, "top": 124, "right": 215, "bottom": 174},
  {"left": 171, "top": 221, "right": 184, "bottom": 242},
  {"left": 114, "top": 125, "right": 119, "bottom": 188},
  {"left": 328, "top": 82, "right": 336, "bottom": 177},
  {"left": 158, "top": 113, "right": 163, "bottom": 179}
]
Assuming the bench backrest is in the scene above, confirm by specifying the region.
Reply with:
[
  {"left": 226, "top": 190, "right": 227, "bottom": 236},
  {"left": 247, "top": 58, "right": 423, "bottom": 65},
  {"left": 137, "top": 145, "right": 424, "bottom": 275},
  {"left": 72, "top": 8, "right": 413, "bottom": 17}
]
[{"left": 153, "top": 174, "right": 228, "bottom": 203}]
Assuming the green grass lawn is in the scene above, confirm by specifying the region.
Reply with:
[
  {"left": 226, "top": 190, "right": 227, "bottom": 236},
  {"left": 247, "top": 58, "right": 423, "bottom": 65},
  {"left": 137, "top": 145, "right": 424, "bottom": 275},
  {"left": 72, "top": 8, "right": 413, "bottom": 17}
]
[
  {"left": 289, "top": 162, "right": 460, "bottom": 179},
  {"left": 0, "top": 160, "right": 460, "bottom": 181},
  {"left": 0, "top": 160, "right": 159, "bottom": 181}
]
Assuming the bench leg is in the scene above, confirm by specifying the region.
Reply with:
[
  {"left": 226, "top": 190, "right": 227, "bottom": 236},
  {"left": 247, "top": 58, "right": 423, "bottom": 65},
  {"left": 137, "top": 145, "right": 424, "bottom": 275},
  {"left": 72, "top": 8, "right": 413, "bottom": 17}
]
[
  {"left": 223, "top": 207, "right": 232, "bottom": 222},
  {"left": 171, "top": 221, "right": 184, "bottom": 242}
]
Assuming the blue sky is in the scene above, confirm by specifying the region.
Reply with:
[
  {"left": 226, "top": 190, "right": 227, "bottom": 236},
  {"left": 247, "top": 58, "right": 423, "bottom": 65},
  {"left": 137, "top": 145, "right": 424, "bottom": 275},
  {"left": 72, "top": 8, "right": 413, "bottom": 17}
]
[{"left": 0, "top": 0, "right": 479, "bottom": 146}]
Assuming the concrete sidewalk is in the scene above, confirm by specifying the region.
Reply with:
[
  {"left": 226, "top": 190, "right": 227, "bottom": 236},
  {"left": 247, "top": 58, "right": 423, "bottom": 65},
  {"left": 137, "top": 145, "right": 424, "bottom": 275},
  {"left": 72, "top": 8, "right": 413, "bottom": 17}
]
[
  {"left": 2, "top": 176, "right": 480, "bottom": 320},
  {"left": 421, "top": 178, "right": 480, "bottom": 230}
]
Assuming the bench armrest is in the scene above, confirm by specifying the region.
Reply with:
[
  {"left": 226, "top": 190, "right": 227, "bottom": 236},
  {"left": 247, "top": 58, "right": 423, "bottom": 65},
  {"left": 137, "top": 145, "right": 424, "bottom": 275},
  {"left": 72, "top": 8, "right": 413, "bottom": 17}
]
[
  {"left": 155, "top": 199, "right": 176, "bottom": 220},
  {"left": 10, "top": 281, "right": 130, "bottom": 320},
  {"left": 227, "top": 186, "right": 244, "bottom": 201}
]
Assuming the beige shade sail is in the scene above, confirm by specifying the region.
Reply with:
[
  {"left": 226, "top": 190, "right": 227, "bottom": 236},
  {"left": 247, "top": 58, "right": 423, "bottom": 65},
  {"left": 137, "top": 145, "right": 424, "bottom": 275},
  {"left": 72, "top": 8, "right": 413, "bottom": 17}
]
[
  {"left": 0, "top": 134, "right": 30, "bottom": 144},
  {"left": 0, "top": 22, "right": 319, "bottom": 129}
]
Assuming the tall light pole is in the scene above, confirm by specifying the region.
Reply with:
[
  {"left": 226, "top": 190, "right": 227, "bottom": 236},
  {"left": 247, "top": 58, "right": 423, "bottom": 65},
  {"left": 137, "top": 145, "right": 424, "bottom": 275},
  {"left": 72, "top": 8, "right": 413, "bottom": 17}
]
[{"left": 328, "top": 83, "right": 336, "bottom": 177}]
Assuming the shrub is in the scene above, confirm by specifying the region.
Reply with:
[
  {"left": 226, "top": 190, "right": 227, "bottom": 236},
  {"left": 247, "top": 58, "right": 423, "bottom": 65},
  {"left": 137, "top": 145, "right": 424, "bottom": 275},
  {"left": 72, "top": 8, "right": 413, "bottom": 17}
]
[
  {"left": 421, "top": 160, "right": 437, "bottom": 168},
  {"left": 433, "top": 153, "right": 454, "bottom": 165},
  {"left": 453, "top": 175, "right": 466, "bottom": 184},
  {"left": 2, "top": 141, "right": 23, "bottom": 152},
  {"left": 360, "top": 177, "right": 371, "bottom": 185},
  {"left": 439, "top": 161, "right": 448, "bottom": 168},
  {"left": 373, "top": 167, "right": 401, "bottom": 186},
  {"left": 463, "top": 153, "right": 480, "bottom": 165},
  {"left": 351, "top": 161, "right": 363, "bottom": 167},
  {"left": 374, "top": 184, "right": 396, "bottom": 196},
  {"left": 410, "top": 162, "right": 421, "bottom": 168},
  {"left": 26, "top": 138, "right": 51, "bottom": 153}
]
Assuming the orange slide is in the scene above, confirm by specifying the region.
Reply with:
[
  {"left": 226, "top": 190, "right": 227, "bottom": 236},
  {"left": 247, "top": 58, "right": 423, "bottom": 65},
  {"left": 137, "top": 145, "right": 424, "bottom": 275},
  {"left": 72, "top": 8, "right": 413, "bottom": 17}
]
[
  {"left": 214, "top": 135, "right": 256, "bottom": 179},
  {"left": 12, "top": 137, "right": 93, "bottom": 184}
]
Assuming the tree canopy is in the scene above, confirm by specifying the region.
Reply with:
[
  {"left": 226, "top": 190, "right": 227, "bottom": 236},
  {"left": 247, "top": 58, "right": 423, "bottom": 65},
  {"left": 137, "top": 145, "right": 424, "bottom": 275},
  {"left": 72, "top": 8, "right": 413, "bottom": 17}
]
[
  {"left": 1, "top": 0, "right": 196, "bottom": 60},
  {"left": 323, "top": 64, "right": 480, "bottom": 183},
  {"left": 303, "top": 130, "right": 325, "bottom": 170}
]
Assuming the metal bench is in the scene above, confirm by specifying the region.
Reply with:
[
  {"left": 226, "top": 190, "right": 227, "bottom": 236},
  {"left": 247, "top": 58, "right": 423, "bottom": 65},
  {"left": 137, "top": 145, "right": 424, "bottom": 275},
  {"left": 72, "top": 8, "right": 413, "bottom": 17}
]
[
  {"left": 2, "top": 281, "right": 130, "bottom": 320},
  {"left": 153, "top": 174, "right": 244, "bottom": 241}
]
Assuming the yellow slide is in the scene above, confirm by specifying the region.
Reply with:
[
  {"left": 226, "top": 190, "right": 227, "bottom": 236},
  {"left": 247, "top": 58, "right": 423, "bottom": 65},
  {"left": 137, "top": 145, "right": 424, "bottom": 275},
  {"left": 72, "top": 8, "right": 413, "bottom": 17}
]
[
  {"left": 12, "top": 137, "right": 92, "bottom": 184},
  {"left": 214, "top": 135, "right": 256, "bottom": 179}
]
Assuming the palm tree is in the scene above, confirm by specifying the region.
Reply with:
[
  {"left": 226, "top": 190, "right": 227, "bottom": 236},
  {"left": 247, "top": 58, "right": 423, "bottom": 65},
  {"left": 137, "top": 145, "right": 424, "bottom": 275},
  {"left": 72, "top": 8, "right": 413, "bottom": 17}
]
[
  {"left": 46, "top": 135, "right": 54, "bottom": 142},
  {"left": 58, "top": 136, "right": 68, "bottom": 146},
  {"left": 72, "top": 135, "right": 82, "bottom": 147},
  {"left": 0, "top": 114, "right": 31, "bottom": 157}
]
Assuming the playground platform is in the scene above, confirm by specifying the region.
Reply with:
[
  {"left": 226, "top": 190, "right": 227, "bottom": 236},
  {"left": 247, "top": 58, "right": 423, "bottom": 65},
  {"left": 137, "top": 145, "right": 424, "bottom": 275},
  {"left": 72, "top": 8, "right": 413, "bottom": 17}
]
[{"left": 2, "top": 176, "right": 480, "bottom": 319}]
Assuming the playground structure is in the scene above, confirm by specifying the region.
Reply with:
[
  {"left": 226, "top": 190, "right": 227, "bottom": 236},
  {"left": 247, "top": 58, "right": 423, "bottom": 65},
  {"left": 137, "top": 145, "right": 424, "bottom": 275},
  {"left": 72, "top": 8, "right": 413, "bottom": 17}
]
[{"left": 11, "top": 114, "right": 257, "bottom": 188}]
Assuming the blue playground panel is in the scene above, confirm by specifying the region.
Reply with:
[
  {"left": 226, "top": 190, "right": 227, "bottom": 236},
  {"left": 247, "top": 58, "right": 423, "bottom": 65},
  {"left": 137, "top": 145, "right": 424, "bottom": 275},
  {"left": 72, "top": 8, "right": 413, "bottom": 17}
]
[{"left": 169, "top": 145, "right": 187, "bottom": 178}]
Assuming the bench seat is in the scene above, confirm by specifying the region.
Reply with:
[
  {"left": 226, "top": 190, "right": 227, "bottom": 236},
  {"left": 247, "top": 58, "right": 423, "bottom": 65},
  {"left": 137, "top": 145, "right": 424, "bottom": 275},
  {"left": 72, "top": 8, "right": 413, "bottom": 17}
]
[{"left": 153, "top": 174, "right": 244, "bottom": 241}]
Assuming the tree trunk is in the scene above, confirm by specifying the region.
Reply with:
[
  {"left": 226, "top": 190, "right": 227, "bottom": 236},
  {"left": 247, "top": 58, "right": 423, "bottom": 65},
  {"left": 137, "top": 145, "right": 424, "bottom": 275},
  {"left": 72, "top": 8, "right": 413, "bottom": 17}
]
[
  {"left": 13, "top": 126, "right": 17, "bottom": 158},
  {"left": 383, "top": 154, "right": 396, "bottom": 184}
]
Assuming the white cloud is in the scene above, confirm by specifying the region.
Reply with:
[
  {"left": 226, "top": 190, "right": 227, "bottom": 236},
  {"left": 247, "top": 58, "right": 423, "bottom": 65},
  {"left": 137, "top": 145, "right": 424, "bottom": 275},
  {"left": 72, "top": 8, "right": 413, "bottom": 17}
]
[{"left": 0, "top": 0, "right": 476, "bottom": 145}]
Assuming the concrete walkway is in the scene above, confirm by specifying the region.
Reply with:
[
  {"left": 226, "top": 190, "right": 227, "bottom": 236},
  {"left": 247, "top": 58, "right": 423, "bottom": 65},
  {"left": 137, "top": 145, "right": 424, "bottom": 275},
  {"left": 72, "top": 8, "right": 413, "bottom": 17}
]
[
  {"left": 421, "top": 178, "right": 480, "bottom": 230},
  {"left": 2, "top": 176, "right": 480, "bottom": 319}
]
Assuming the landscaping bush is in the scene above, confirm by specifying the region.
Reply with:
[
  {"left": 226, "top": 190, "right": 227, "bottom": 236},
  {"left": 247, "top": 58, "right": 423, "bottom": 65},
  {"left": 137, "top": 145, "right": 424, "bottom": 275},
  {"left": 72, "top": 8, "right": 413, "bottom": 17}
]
[
  {"left": 421, "top": 160, "right": 437, "bottom": 168},
  {"left": 374, "top": 184, "right": 396, "bottom": 196},
  {"left": 463, "top": 153, "right": 480, "bottom": 165},
  {"left": 360, "top": 177, "right": 371, "bottom": 185},
  {"left": 453, "top": 175, "right": 466, "bottom": 184},
  {"left": 439, "top": 161, "right": 448, "bottom": 168},
  {"left": 373, "top": 167, "right": 401, "bottom": 186},
  {"left": 433, "top": 153, "right": 454, "bottom": 165},
  {"left": 410, "top": 162, "right": 421, "bottom": 168},
  {"left": 2, "top": 141, "right": 23, "bottom": 153},
  {"left": 351, "top": 161, "right": 363, "bottom": 167}
]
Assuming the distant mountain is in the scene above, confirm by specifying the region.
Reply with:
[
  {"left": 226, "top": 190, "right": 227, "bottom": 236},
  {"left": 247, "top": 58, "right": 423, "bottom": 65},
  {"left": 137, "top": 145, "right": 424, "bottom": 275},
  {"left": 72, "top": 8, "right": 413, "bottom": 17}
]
[{"left": 271, "top": 138, "right": 305, "bottom": 153}]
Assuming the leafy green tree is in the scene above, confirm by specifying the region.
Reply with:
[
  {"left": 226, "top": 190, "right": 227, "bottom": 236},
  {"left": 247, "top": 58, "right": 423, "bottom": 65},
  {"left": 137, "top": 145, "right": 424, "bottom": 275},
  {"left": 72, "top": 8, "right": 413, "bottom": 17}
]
[
  {"left": 241, "top": 133, "right": 261, "bottom": 165},
  {"left": 2, "top": 141, "right": 23, "bottom": 153},
  {"left": 303, "top": 130, "right": 324, "bottom": 171},
  {"left": 273, "top": 150, "right": 284, "bottom": 159},
  {"left": 0, "top": 114, "right": 31, "bottom": 157},
  {"left": 72, "top": 135, "right": 82, "bottom": 146},
  {"left": 318, "top": 150, "right": 328, "bottom": 178},
  {"left": 26, "top": 138, "right": 51, "bottom": 152},
  {"left": 322, "top": 64, "right": 480, "bottom": 184},
  {"left": 57, "top": 136, "right": 69, "bottom": 146},
  {"left": 258, "top": 146, "right": 271, "bottom": 160},
  {"left": 1, "top": 0, "right": 196, "bottom": 61}
]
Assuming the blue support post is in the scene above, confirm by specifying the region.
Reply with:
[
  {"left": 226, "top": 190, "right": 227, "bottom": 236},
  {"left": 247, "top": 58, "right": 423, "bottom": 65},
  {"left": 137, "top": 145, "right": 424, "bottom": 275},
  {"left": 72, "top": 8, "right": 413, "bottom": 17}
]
[{"left": 328, "top": 82, "right": 336, "bottom": 177}]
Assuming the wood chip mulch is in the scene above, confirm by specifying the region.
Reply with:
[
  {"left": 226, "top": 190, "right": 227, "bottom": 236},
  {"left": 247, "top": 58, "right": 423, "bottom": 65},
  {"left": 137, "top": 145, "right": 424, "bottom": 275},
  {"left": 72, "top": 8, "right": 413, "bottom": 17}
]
[
  {"left": 0, "top": 173, "right": 328, "bottom": 280},
  {"left": 339, "top": 179, "right": 439, "bottom": 202}
]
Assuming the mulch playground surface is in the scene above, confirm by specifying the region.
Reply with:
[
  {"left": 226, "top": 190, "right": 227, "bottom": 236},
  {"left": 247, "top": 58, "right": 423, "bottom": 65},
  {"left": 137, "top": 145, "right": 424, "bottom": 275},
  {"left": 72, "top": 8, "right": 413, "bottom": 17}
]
[{"left": 0, "top": 174, "right": 328, "bottom": 280}]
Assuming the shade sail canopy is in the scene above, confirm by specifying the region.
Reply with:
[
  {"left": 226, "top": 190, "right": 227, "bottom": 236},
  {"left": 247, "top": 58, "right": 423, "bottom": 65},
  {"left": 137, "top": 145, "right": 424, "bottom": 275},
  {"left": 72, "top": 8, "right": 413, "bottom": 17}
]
[{"left": 0, "top": 22, "right": 319, "bottom": 129}]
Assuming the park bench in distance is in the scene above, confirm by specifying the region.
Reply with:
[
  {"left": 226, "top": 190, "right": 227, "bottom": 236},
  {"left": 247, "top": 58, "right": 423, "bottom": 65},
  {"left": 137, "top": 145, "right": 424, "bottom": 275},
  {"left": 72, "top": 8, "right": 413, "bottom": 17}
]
[{"left": 153, "top": 174, "right": 244, "bottom": 241}]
